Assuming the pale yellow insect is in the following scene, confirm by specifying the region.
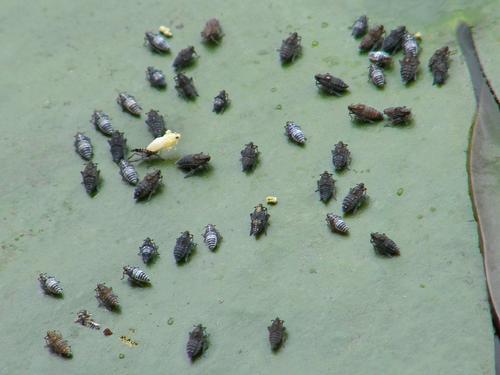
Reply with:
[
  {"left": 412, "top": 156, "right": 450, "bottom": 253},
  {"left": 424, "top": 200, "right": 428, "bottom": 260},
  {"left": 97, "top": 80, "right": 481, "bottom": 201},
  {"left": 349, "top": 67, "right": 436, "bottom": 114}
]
[
  {"left": 414, "top": 32, "right": 423, "bottom": 41},
  {"left": 266, "top": 196, "right": 278, "bottom": 204},
  {"left": 146, "top": 130, "right": 181, "bottom": 153},
  {"left": 159, "top": 26, "right": 173, "bottom": 37}
]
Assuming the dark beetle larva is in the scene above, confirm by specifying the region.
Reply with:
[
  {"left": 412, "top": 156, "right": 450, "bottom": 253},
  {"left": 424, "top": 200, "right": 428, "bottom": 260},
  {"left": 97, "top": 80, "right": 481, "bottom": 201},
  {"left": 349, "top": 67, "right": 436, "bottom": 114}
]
[
  {"left": 240, "top": 142, "right": 259, "bottom": 172},
  {"left": 368, "top": 51, "right": 392, "bottom": 67},
  {"left": 74, "top": 133, "right": 93, "bottom": 160},
  {"left": 118, "top": 159, "right": 139, "bottom": 185},
  {"left": 144, "top": 31, "right": 171, "bottom": 53},
  {"left": 342, "top": 183, "right": 367, "bottom": 214},
  {"left": 314, "top": 73, "right": 349, "bottom": 96},
  {"left": 186, "top": 324, "right": 208, "bottom": 361},
  {"left": 202, "top": 224, "right": 222, "bottom": 251},
  {"left": 368, "top": 63, "right": 385, "bottom": 88},
  {"left": 428, "top": 46, "right": 451, "bottom": 85},
  {"left": 45, "top": 330, "right": 72, "bottom": 358},
  {"left": 278, "top": 32, "right": 302, "bottom": 64},
  {"left": 145, "top": 110, "right": 167, "bottom": 138},
  {"left": 38, "top": 273, "right": 63, "bottom": 296},
  {"left": 250, "top": 204, "right": 270, "bottom": 236},
  {"left": 95, "top": 283, "right": 119, "bottom": 310},
  {"left": 348, "top": 104, "right": 384, "bottom": 123},
  {"left": 108, "top": 131, "right": 127, "bottom": 163},
  {"left": 359, "top": 25, "right": 384, "bottom": 52},
  {"left": 400, "top": 54, "right": 420, "bottom": 84},
  {"left": 138, "top": 237, "right": 159, "bottom": 264},
  {"left": 381, "top": 25, "right": 406, "bottom": 54},
  {"left": 117, "top": 92, "right": 142, "bottom": 116},
  {"left": 325, "top": 213, "right": 349, "bottom": 234},
  {"left": 316, "top": 171, "right": 336, "bottom": 203},
  {"left": 134, "top": 170, "right": 162, "bottom": 201},
  {"left": 213, "top": 90, "right": 230, "bottom": 113},
  {"left": 402, "top": 32, "right": 419, "bottom": 57},
  {"left": 201, "top": 18, "right": 224, "bottom": 44},
  {"left": 174, "top": 231, "right": 196, "bottom": 264},
  {"left": 284, "top": 121, "right": 306, "bottom": 144},
  {"left": 91, "top": 110, "right": 114, "bottom": 136},
  {"left": 173, "top": 46, "right": 198, "bottom": 71},
  {"left": 370, "top": 232, "right": 400, "bottom": 257},
  {"left": 268, "top": 317, "right": 286, "bottom": 351},
  {"left": 146, "top": 66, "right": 167, "bottom": 88},
  {"left": 383, "top": 106, "right": 412, "bottom": 125},
  {"left": 176, "top": 153, "right": 211, "bottom": 177},
  {"left": 174, "top": 73, "right": 198, "bottom": 99},
  {"left": 351, "top": 15, "right": 368, "bottom": 38},
  {"left": 122, "top": 266, "right": 151, "bottom": 285},
  {"left": 331, "top": 141, "right": 351, "bottom": 171},
  {"left": 81, "top": 161, "right": 100, "bottom": 196}
]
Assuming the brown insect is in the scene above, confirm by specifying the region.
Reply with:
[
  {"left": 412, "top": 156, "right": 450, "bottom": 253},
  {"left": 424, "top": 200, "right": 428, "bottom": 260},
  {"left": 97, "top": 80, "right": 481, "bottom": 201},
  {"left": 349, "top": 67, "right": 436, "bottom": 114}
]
[
  {"left": 370, "top": 233, "right": 400, "bottom": 257},
  {"left": 95, "top": 283, "right": 119, "bottom": 310},
  {"left": 428, "top": 46, "right": 451, "bottom": 85},
  {"left": 348, "top": 104, "right": 383, "bottom": 123},
  {"left": 268, "top": 317, "right": 286, "bottom": 351},
  {"left": 186, "top": 324, "right": 209, "bottom": 361},
  {"left": 201, "top": 18, "right": 224, "bottom": 44},
  {"left": 45, "top": 330, "right": 72, "bottom": 358},
  {"left": 359, "top": 25, "right": 384, "bottom": 52},
  {"left": 383, "top": 106, "right": 412, "bottom": 125}
]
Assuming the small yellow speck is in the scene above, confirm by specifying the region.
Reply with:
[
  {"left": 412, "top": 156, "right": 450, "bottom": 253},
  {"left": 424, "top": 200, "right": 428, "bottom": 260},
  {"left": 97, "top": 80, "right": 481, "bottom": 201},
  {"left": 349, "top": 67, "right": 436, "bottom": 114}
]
[
  {"left": 266, "top": 196, "right": 278, "bottom": 204},
  {"left": 414, "top": 32, "right": 423, "bottom": 41},
  {"left": 159, "top": 26, "right": 173, "bottom": 37}
]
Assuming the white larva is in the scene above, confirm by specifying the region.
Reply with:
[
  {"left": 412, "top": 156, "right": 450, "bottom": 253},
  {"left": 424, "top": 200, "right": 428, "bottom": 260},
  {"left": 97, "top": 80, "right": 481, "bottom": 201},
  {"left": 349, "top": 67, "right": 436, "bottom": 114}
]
[
  {"left": 122, "top": 266, "right": 150, "bottom": 284},
  {"left": 402, "top": 33, "right": 419, "bottom": 57},
  {"left": 284, "top": 121, "right": 306, "bottom": 144},
  {"left": 74, "top": 133, "right": 93, "bottom": 160},
  {"left": 325, "top": 214, "right": 349, "bottom": 234},
  {"left": 202, "top": 224, "right": 222, "bottom": 251},
  {"left": 368, "top": 64, "right": 385, "bottom": 87},
  {"left": 146, "top": 130, "right": 182, "bottom": 153},
  {"left": 38, "top": 273, "right": 63, "bottom": 295},
  {"left": 118, "top": 159, "right": 139, "bottom": 185}
]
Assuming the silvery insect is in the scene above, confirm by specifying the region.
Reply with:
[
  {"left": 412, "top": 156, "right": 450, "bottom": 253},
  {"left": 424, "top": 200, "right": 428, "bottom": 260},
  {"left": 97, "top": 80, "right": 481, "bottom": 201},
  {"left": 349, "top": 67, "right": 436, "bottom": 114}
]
[
  {"left": 146, "top": 66, "right": 167, "bottom": 88},
  {"left": 144, "top": 31, "right": 171, "bottom": 53},
  {"left": 38, "top": 273, "right": 63, "bottom": 296},
  {"left": 91, "top": 110, "right": 114, "bottom": 136},
  {"left": 122, "top": 266, "right": 151, "bottom": 285},
  {"left": 74, "top": 133, "right": 93, "bottom": 160},
  {"left": 117, "top": 93, "right": 142, "bottom": 116},
  {"left": 284, "top": 121, "right": 306, "bottom": 144},
  {"left": 118, "top": 159, "right": 139, "bottom": 185},
  {"left": 138, "top": 237, "right": 159, "bottom": 264},
  {"left": 202, "top": 224, "right": 222, "bottom": 251}
]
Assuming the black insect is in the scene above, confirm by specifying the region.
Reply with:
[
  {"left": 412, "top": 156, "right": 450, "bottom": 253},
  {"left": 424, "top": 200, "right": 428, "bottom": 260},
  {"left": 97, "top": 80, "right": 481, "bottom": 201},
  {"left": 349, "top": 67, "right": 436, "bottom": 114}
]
[
  {"left": 316, "top": 171, "right": 336, "bottom": 203},
  {"left": 145, "top": 110, "right": 167, "bottom": 138},
  {"left": 74, "top": 133, "right": 93, "bottom": 160},
  {"left": 138, "top": 237, "right": 159, "bottom": 264},
  {"left": 173, "top": 46, "right": 198, "bottom": 71},
  {"left": 91, "top": 110, "right": 114, "bottom": 136},
  {"left": 370, "top": 232, "right": 400, "bottom": 257},
  {"left": 278, "top": 32, "right": 302, "bottom": 64},
  {"left": 174, "top": 231, "right": 196, "bottom": 264},
  {"left": 201, "top": 18, "right": 224, "bottom": 44},
  {"left": 348, "top": 104, "right": 384, "bottom": 123},
  {"left": 331, "top": 141, "right": 351, "bottom": 171},
  {"left": 284, "top": 121, "right": 306, "bottom": 144},
  {"left": 240, "top": 142, "right": 259, "bottom": 172},
  {"left": 368, "top": 63, "right": 385, "bottom": 88},
  {"left": 174, "top": 73, "right": 198, "bottom": 99},
  {"left": 146, "top": 66, "right": 167, "bottom": 88},
  {"left": 402, "top": 32, "right": 419, "bottom": 56},
  {"left": 144, "top": 31, "right": 171, "bottom": 53},
  {"left": 351, "top": 15, "right": 368, "bottom": 38},
  {"left": 95, "top": 283, "right": 119, "bottom": 310},
  {"left": 250, "top": 204, "right": 270, "bottom": 237},
  {"left": 81, "top": 161, "right": 100, "bottom": 196},
  {"left": 176, "top": 153, "right": 211, "bottom": 177},
  {"left": 359, "top": 25, "right": 384, "bottom": 52},
  {"left": 202, "top": 224, "right": 222, "bottom": 251},
  {"left": 186, "top": 324, "right": 208, "bottom": 361},
  {"left": 325, "top": 213, "right": 349, "bottom": 234},
  {"left": 108, "top": 131, "right": 127, "bottom": 163},
  {"left": 117, "top": 93, "right": 142, "bottom": 116},
  {"left": 213, "top": 90, "right": 230, "bottom": 113},
  {"left": 118, "top": 159, "right": 139, "bottom": 185},
  {"left": 342, "top": 183, "right": 367, "bottom": 214},
  {"left": 400, "top": 53, "right": 420, "bottom": 84},
  {"left": 381, "top": 26, "right": 406, "bottom": 54},
  {"left": 134, "top": 170, "right": 162, "bottom": 201},
  {"left": 383, "top": 106, "right": 412, "bottom": 125},
  {"left": 314, "top": 73, "right": 349, "bottom": 96},
  {"left": 268, "top": 318, "right": 286, "bottom": 351},
  {"left": 428, "top": 46, "right": 451, "bottom": 85},
  {"left": 368, "top": 51, "right": 392, "bottom": 67}
]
